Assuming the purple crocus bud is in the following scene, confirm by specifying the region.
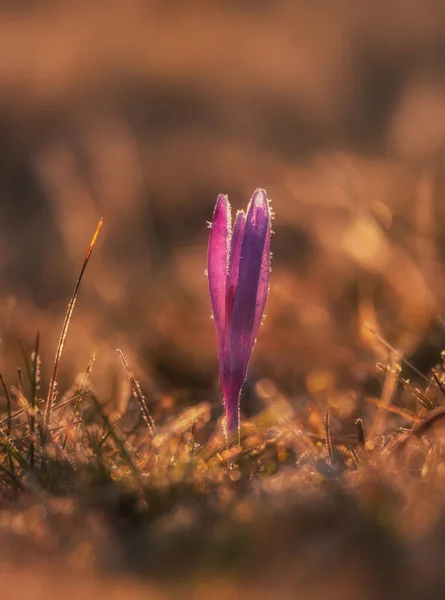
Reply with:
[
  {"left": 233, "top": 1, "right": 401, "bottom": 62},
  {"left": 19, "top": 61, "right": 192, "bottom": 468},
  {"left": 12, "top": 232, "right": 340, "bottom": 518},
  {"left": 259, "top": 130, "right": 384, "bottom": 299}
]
[{"left": 208, "top": 189, "right": 272, "bottom": 436}]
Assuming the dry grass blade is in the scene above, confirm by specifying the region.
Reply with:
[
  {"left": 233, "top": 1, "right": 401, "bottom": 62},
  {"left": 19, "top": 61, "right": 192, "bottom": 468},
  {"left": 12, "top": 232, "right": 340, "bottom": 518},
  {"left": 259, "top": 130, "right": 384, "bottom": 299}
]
[
  {"left": 16, "top": 368, "right": 23, "bottom": 396},
  {"left": 30, "top": 332, "right": 40, "bottom": 412},
  {"left": 0, "top": 388, "right": 90, "bottom": 431},
  {"left": 372, "top": 359, "right": 401, "bottom": 437},
  {"left": 12, "top": 384, "right": 36, "bottom": 430},
  {"left": 0, "top": 373, "right": 13, "bottom": 436},
  {"left": 44, "top": 218, "right": 103, "bottom": 429},
  {"left": 0, "top": 428, "right": 30, "bottom": 472},
  {"left": 63, "top": 355, "right": 95, "bottom": 449},
  {"left": 90, "top": 394, "right": 141, "bottom": 479},
  {"left": 151, "top": 403, "right": 211, "bottom": 450},
  {"left": 365, "top": 323, "right": 430, "bottom": 383},
  {"left": 73, "top": 354, "right": 95, "bottom": 414},
  {"left": 29, "top": 332, "right": 40, "bottom": 467},
  {"left": 0, "top": 406, "right": 26, "bottom": 429},
  {"left": 432, "top": 370, "right": 445, "bottom": 398},
  {"left": 412, "top": 406, "right": 445, "bottom": 438},
  {"left": 117, "top": 349, "right": 155, "bottom": 435},
  {"left": 324, "top": 408, "right": 334, "bottom": 465},
  {"left": 0, "top": 373, "right": 14, "bottom": 472},
  {"left": 20, "top": 340, "right": 33, "bottom": 386},
  {"left": 365, "top": 396, "right": 421, "bottom": 423},
  {"left": 355, "top": 418, "right": 369, "bottom": 459},
  {"left": 0, "top": 465, "right": 26, "bottom": 492},
  {"left": 54, "top": 388, "right": 92, "bottom": 412},
  {"left": 377, "top": 363, "right": 437, "bottom": 411}
]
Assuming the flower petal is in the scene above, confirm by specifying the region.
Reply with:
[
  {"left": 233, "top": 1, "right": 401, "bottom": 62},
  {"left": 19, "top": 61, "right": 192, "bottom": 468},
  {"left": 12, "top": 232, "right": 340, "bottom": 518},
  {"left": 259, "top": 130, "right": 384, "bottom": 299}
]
[
  {"left": 223, "top": 210, "right": 247, "bottom": 432},
  {"left": 226, "top": 210, "right": 246, "bottom": 329},
  {"left": 250, "top": 206, "right": 271, "bottom": 356},
  {"left": 208, "top": 193, "right": 231, "bottom": 344},
  {"left": 229, "top": 189, "right": 270, "bottom": 394}
]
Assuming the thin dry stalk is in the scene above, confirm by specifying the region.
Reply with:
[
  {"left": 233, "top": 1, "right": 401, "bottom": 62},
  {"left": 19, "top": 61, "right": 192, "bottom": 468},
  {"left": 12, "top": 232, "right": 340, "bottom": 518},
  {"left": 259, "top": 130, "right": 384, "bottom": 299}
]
[
  {"left": 63, "top": 354, "right": 95, "bottom": 449},
  {"left": 90, "top": 393, "right": 142, "bottom": 480},
  {"left": 365, "top": 324, "right": 429, "bottom": 383},
  {"left": 0, "top": 374, "right": 13, "bottom": 436},
  {"left": 412, "top": 406, "right": 445, "bottom": 438},
  {"left": 365, "top": 396, "right": 421, "bottom": 423},
  {"left": 0, "top": 428, "right": 30, "bottom": 472},
  {"left": 117, "top": 349, "right": 155, "bottom": 435},
  {"left": 0, "top": 388, "right": 90, "bottom": 430},
  {"left": 377, "top": 363, "right": 437, "bottom": 411},
  {"left": 44, "top": 218, "right": 103, "bottom": 430},
  {"left": 16, "top": 369, "right": 23, "bottom": 396},
  {"left": 355, "top": 418, "right": 369, "bottom": 459},
  {"left": 432, "top": 370, "right": 445, "bottom": 398},
  {"left": 30, "top": 333, "right": 40, "bottom": 412},
  {"left": 324, "top": 408, "right": 334, "bottom": 465},
  {"left": 29, "top": 332, "right": 40, "bottom": 467},
  {"left": 371, "top": 360, "right": 402, "bottom": 437},
  {"left": 20, "top": 340, "right": 33, "bottom": 385}
]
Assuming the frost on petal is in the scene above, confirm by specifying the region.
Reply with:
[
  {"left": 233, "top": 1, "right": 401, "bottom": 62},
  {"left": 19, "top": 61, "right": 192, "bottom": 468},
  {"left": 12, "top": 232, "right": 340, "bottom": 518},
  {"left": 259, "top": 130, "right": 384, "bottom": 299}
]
[
  {"left": 229, "top": 189, "right": 270, "bottom": 394},
  {"left": 208, "top": 195, "right": 231, "bottom": 348}
]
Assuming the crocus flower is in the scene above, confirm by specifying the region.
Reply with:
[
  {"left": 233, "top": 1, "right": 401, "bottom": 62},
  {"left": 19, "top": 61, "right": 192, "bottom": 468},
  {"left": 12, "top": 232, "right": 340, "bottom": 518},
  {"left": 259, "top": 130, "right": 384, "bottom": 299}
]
[{"left": 208, "top": 188, "right": 272, "bottom": 435}]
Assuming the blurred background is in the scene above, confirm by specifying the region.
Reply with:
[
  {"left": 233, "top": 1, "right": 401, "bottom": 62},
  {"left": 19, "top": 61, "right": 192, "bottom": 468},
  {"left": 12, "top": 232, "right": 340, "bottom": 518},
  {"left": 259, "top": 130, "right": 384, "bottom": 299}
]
[{"left": 1, "top": 0, "right": 445, "bottom": 411}]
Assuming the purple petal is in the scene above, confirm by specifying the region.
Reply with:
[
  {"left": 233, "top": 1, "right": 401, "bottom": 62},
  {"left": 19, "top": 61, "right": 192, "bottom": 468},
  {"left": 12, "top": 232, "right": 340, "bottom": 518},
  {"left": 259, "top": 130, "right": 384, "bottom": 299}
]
[
  {"left": 250, "top": 209, "right": 271, "bottom": 356},
  {"left": 208, "top": 194, "right": 231, "bottom": 357},
  {"left": 222, "top": 211, "right": 246, "bottom": 433},
  {"left": 224, "top": 402, "right": 240, "bottom": 436},
  {"left": 226, "top": 210, "right": 246, "bottom": 329},
  {"left": 228, "top": 189, "right": 271, "bottom": 408}
]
